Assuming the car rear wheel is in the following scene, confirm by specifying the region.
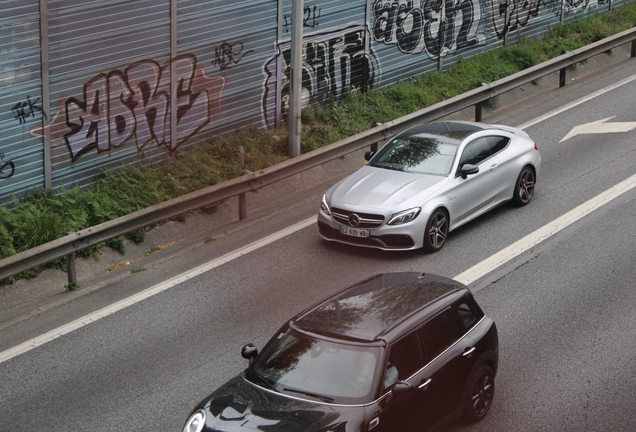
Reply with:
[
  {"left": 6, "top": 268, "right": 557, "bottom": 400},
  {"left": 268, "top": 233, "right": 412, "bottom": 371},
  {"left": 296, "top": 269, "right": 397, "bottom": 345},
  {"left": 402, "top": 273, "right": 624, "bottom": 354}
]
[
  {"left": 512, "top": 166, "right": 535, "bottom": 206},
  {"left": 423, "top": 209, "right": 448, "bottom": 252},
  {"left": 463, "top": 364, "right": 495, "bottom": 423}
]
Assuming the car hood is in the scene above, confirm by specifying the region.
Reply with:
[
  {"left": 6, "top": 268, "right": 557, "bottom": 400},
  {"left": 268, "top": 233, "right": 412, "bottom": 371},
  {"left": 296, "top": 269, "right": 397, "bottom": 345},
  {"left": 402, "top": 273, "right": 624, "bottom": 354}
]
[
  {"left": 328, "top": 166, "right": 448, "bottom": 210},
  {"left": 194, "top": 376, "right": 366, "bottom": 432}
]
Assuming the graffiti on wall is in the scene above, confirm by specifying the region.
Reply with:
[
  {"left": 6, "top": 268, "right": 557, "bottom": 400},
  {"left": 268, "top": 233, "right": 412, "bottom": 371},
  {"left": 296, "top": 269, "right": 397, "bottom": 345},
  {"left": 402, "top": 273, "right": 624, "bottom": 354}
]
[
  {"left": 283, "top": 6, "right": 322, "bottom": 33},
  {"left": 491, "top": 0, "right": 541, "bottom": 38},
  {"left": 263, "top": 26, "right": 380, "bottom": 128},
  {"left": 33, "top": 54, "right": 226, "bottom": 164},
  {"left": 213, "top": 41, "right": 254, "bottom": 71},
  {"left": 372, "top": 0, "right": 486, "bottom": 58},
  {"left": 0, "top": 154, "right": 15, "bottom": 180},
  {"left": 11, "top": 96, "right": 47, "bottom": 125}
]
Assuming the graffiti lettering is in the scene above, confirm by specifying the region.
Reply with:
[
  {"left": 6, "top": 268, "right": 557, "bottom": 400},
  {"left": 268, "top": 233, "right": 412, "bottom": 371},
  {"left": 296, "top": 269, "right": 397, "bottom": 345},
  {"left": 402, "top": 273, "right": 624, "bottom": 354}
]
[
  {"left": 63, "top": 54, "right": 225, "bottom": 163},
  {"left": 263, "top": 26, "right": 380, "bottom": 128},
  {"left": 491, "top": 0, "right": 541, "bottom": 39},
  {"left": 11, "top": 96, "right": 47, "bottom": 125},
  {"left": 213, "top": 41, "right": 254, "bottom": 71},
  {"left": 372, "top": 0, "right": 485, "bottom": 58},
  {"left": 283, "top": 6, "right": 322, "bottom": 33},
  {"left": 0, "top": 159, "right": 15, "bottom": 180}
]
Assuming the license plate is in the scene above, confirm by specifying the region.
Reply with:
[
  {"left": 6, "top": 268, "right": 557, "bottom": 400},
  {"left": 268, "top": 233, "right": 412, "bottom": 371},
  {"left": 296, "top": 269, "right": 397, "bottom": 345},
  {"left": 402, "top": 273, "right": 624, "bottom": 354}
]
[{"left": 340, "top": 226, "right": 369, "bottom": 238}]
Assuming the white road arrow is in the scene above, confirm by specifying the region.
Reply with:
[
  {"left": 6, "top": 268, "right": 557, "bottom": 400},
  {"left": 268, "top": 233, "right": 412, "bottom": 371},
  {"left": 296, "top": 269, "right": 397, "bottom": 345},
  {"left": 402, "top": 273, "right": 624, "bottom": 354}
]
[{"left": 560, "top": 116, "right": 636, "bottom": 142}]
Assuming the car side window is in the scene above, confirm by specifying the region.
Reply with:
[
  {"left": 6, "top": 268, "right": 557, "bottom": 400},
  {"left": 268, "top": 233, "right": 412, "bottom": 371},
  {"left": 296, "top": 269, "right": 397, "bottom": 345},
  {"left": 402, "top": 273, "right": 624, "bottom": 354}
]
[
  {"left": 459, "top": 138, "right": 491, "bottom": 167},
  {"left": 384, "top": 331, "right": 422, "bottom": 389},
  {"left": 487, "top": 136, "right": 510, "bottom": 155},
  {"left": 453, "top": 295, "right": 485, "bottom": 333},
  {"left": 419, "top": 309, "right": 459, "bottom": 363}
]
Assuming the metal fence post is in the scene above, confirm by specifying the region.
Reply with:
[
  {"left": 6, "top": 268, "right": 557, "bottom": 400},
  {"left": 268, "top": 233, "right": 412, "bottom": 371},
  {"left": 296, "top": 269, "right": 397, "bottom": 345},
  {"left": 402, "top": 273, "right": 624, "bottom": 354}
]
[
  {"left": 66, "top": 253, "right": 77, "bottom": 286},
  {"left": 238, "top": 146, "right": 247, "bottom": 221},
  {"left": 475, "top": 82, "right": 485, "bottom": 122},
  {"left": 559, "top": 51, "right": 567, "bottom": 87}
]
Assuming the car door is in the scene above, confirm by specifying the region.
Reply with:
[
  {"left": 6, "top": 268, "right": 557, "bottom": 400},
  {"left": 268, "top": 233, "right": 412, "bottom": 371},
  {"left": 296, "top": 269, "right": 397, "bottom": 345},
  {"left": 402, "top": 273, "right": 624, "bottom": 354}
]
[
  {"left": 448, "top": 137, "right": 502, "bottom": 225},
  {"left": 414, "top": 308, "right": 478, "bottom": 430},
  {"left": 374, "top": 331, "right": 428, "bottom": 432}
]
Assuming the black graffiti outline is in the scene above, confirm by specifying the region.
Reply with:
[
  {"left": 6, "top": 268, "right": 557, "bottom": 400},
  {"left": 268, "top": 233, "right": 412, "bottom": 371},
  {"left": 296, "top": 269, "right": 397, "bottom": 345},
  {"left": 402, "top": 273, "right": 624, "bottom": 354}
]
[
  {"left": 11, "top": 96, "right": 47, "bottom": 125},
  {"left": 372, "top": 0, "right": 485, "bottom": 58},
  {"left": 213, "top": 41, "right": 254, "bottom": 71},
  {"left": 491, "top": 0, "right": 541, "bottom": 39},
  {"left": 63, "top": 53, "right": 215, "bottom": 164},
  {"left": 0, "top": 159, "right": 15, "bottom": 180},
  {"left": 262, "top": 25, "right": 380, "bottom": 129},
  {"left": 283, "top": 6, "right": 322, "bottom": 33}
]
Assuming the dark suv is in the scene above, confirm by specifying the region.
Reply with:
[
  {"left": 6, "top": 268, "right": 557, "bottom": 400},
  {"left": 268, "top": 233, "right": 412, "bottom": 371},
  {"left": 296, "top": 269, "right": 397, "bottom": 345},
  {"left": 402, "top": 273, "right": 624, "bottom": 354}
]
[{"left": 183, "top": 272, "right": 499, "bottom": 432}]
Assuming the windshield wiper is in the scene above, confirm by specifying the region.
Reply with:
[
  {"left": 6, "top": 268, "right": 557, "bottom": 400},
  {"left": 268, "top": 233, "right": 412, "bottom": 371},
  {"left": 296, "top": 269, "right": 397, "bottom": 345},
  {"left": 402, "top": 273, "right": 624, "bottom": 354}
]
[{"left": 283, "top": 388, "right": 335, "bottom": 402}]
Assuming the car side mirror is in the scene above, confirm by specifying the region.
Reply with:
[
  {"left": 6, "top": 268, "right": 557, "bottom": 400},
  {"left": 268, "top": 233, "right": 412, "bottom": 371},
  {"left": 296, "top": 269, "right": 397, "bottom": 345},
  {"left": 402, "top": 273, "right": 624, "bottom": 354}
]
[
  {"left": 392, "top": 380, "right": 415, "bottom": 399},
  {"left": 459, "top": 164, "right": 479, "bottom": 179},
  {"left": 241, "top": 343, "right": 258, "bottom": 364},
  {"left": 364, "top": 151, "right": 375, "bottom": 161}
]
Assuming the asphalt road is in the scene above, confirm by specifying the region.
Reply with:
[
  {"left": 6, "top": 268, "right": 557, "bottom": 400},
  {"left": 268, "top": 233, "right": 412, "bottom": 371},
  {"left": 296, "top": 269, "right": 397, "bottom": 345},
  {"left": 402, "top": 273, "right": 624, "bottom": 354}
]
[{"left": 1, "top": 60, "right": 636, "bottom": 432}]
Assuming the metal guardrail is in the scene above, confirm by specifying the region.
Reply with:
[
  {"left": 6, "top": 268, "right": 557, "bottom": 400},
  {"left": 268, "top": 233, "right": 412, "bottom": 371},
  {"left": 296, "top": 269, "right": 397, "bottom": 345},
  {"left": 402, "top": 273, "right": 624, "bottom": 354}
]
[{"left": 1, "top": 27, "right": 636, "bottom": 285}]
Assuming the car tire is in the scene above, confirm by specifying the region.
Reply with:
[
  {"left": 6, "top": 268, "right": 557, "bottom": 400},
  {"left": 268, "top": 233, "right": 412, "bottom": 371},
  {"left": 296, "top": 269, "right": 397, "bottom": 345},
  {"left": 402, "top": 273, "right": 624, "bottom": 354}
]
[
  {"left": 463, "top": 364, "right": 495, "bottom": 423},
  {"left": 423, "top": 209, "right": 448, "bottom": 252},
  {"left": 512, "top": 166, "right": 535, "bottom": 206}
]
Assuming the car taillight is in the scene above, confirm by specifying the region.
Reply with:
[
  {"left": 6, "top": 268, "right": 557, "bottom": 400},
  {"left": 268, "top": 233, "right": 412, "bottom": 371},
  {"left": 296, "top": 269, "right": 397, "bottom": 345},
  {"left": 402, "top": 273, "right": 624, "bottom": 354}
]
[{"left": 534, "top": 143, "right": 539, "bottom": 150}]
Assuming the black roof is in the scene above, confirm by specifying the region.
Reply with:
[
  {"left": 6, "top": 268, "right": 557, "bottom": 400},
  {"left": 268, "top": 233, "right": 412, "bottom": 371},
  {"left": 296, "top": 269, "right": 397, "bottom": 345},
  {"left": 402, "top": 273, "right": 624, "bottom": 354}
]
[
  {"left": 292, "top": 273, "right": 466, "bottom": 342},
  {"left": 397, "top": 121, "right": 488, "bottom": 145}
]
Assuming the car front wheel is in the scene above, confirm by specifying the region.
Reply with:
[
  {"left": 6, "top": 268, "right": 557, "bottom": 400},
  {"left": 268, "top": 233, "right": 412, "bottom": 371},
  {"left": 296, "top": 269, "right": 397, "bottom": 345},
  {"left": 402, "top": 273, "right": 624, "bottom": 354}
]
[
  {"left": 463, "top": 364, "right": 495, "bottom": 423},
  {"left": 512, "top": 166, "right": 535, "bottom": 206},
  {"left": 423, "top": 209, "right": 448, "bottom": 252}
]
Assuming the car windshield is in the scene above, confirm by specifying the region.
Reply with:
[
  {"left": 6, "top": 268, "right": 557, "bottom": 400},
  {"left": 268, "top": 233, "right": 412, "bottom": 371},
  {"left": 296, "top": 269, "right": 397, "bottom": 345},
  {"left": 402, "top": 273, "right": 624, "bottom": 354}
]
[
  {"left": 248, "top": 328, "right": 380, "bottom": 405},
  {"left": 369, "top": 136, "right": 458, "bottom": 175}
]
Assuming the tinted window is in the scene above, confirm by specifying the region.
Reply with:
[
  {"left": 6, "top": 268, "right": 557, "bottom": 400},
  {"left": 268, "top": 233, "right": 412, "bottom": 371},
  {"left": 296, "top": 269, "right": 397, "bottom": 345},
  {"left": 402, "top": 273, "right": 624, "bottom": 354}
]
[
  {"left": 454, "top": 295, "right": 485, "bottom": 332},
  {"left": 384, "top": 332, "right": 422, "bottom": 389},
  {"left": 487, "top": 136, "right": 510, "bottom": 154},
  {"left": 370, "top": 138, "right": 458, "bottom": 175},
  {"left": 459, "top": 138, "right": 491, "bottom": 167},
  {"left": 420, "top": 309, "right": 459, "bottom": 362},
  {"left": 250, "top": 328, "right": 380, "bottom": 404}
]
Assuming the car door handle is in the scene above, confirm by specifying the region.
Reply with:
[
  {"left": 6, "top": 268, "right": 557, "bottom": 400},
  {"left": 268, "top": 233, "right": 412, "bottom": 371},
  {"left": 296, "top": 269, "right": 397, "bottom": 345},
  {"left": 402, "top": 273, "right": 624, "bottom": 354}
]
[
  {"left": 489, "top": 164, "right": 498, "bottom": 170},
  {"left": 418, "top": 378, "right": 432, "bottom": 390},
  {"left": 463, "top": 347, "right": 476, "bottom": 357}
]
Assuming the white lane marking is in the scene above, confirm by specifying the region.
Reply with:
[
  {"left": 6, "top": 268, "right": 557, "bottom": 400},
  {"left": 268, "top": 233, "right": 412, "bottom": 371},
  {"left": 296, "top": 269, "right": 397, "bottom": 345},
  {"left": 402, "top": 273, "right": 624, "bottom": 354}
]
[
  {"left": 517, "top": 73, "right": 636, "bottom": 131},
  {"left": 0, "top": 217, "right": 316, "bottom": 364},
  {"left": 454, "top": 172, "right": 636, "bottom": 285},
  {"left": 3, "top": 74, "right": 636, "bottom": 365},
  {"left": 560, "top": 116, "right": 636, "bottom": 142}
]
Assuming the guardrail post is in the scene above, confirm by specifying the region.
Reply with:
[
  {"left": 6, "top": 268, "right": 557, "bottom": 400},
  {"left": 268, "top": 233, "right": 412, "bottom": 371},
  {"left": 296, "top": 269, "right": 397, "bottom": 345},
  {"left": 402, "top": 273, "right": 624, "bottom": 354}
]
[
  {"left": 238, "top": 146, "right": 247, "bottom": 221},
  {"left": 475, "top": 82, "right": 485, "bottom": 122},
  {"left": 371, "top": 122, "right": 383, "bottom": 153},
  {"left": 66, "top": 252, "right": 77, "bottom": 287},
  {"left": 559, "top": 51, "right": 567, "bottom": 87},
  {"left": 632, "top": 39, "right": 636, "bottom": 57}
]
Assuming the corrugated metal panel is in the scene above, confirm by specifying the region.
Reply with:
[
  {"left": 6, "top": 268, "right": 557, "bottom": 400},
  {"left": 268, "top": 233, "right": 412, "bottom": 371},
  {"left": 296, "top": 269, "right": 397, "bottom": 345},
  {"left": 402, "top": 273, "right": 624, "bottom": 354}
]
[
  {"left": 0, "top": 1, "right": 44, "bottom": 201},
  {"left": 177, "top": 0, "right": 278, "bottom": 140},
  {"left": 0, "top": 0, "right": 627, "bottom": 201},
  {"left": 47, "top": 0, "right": 171, "bottom": 191}
]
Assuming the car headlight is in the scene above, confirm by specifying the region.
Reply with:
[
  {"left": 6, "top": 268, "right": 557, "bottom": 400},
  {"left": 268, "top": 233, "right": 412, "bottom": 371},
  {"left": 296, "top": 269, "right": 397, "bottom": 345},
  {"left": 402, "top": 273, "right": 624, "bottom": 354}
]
[
  {"left": 320, "top": 194, "right": 331, "bottom": 216},
  {"left": 183, "top": 409, "right": 206, "bottom": 432},
  {"left": 387, "top": 207, "right": 421, "bottom": 225}
]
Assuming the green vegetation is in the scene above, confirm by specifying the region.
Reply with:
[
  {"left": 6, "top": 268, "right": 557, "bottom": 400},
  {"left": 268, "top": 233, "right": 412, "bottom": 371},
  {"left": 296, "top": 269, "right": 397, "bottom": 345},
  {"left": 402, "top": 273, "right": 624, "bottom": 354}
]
[{"left": 1, "top": 2, "right": 635, "bottom": 281}]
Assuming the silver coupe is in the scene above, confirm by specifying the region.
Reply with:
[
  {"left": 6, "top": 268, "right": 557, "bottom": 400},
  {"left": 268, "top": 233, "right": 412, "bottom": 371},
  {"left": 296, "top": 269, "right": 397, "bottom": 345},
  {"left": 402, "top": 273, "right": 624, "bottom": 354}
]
[{"left": 318, "top": 121, "right": 541, "bottom": 251}]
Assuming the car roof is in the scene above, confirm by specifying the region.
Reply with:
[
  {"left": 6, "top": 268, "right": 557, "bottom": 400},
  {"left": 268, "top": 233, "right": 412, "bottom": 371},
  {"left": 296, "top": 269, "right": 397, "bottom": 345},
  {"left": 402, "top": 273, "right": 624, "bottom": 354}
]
[
  {"left": 291, "top": 272, "right": 467, "bottom": 343},
  {"left": 397, "top": 121, "right": 490, "bottom": 145}
]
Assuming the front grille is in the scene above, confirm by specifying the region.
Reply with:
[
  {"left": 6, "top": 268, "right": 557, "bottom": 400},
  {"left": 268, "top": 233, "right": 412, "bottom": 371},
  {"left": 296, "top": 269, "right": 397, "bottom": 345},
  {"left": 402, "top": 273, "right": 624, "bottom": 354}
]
[
  {"left": 318, "top": 222, "right": 414, "bottom": 249},
  {"left": 331, "top": 207, "right": 384, "bottom": 228}
]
